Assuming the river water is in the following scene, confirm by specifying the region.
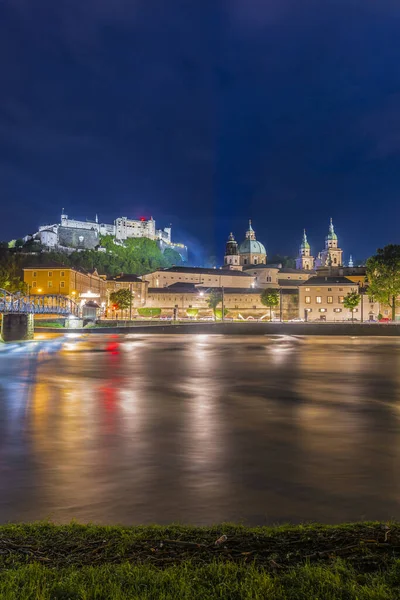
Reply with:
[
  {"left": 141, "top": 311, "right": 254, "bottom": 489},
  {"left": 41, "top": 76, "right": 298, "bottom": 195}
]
[{"left": 0, "top": 333, "right": 399, "bottom": 525}]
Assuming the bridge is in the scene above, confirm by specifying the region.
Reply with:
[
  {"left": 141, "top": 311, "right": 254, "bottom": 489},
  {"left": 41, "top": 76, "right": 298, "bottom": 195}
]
[{"left": 0, "top": 289, "right": 79, "bottom": 316}]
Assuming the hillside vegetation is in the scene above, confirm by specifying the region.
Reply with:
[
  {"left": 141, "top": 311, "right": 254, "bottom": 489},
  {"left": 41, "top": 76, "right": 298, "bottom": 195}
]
[{"left": 2, "top": 237, "right": 183, "bottom": 281}]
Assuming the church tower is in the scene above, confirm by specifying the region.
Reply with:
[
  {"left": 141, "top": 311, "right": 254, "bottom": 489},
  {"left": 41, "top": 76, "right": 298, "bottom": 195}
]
[
  {"left": 319, "top": 218, "right": 343, "bottom": 267},
  {"left": 296, "top": 229, "right": 314, "bottom": 270},
  {"left": 224, "top": 232, "right": 242, "bottom": 270}
]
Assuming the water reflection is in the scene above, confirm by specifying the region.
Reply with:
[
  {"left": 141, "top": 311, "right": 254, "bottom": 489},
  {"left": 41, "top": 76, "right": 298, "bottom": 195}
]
[{"left": 0, "top": 334, "right": 400, "bottom": 524}]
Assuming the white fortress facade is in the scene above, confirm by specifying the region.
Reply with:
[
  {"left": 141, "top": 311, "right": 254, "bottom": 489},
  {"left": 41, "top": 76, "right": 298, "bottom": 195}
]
[
  {"left": 58, "top": 212, "right": 172, "bottom": 243},
  {"left": 35, "top": 211, "right": 187, "bottom": 259}
]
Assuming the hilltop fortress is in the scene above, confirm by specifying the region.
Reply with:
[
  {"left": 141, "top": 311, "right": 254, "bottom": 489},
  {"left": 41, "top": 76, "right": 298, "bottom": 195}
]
[{"left": 31, "top": 211, "right": 187, "bottom": 260}]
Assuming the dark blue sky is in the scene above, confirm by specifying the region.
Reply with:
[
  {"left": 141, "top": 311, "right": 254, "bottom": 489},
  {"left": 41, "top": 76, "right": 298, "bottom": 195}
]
[{"left": 1, "top": 0, "right": 400, "bottom": 264}]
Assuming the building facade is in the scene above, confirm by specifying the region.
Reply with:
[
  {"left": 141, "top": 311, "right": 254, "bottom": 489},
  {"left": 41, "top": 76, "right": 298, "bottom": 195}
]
[
  {"left": 106, "top": 274, "right": 148, "bottom": 312},
  {"left": 142, "top": 266, "right": 255, "bottom": 289},
  {"left": 23, "top": 265, "right": 108, "bottom": 310},
  {"left": 298, "top": 276, "right": 379, "bottom": 322}
]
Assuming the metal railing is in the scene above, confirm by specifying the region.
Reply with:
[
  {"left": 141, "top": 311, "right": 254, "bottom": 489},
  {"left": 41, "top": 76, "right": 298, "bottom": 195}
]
[{"left": 0, "top": 289, "right": 79, "bottom": 316}]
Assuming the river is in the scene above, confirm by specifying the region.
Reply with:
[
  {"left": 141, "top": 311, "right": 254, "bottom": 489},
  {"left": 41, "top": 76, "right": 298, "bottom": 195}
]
[{"left": 0, "top": 333, "right": 399, "bottom": 525}]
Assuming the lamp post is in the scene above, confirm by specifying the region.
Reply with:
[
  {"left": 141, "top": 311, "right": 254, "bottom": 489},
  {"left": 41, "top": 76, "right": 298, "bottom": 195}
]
[{"left": 129, "top": 283, "right": 133, "bottom": 321}]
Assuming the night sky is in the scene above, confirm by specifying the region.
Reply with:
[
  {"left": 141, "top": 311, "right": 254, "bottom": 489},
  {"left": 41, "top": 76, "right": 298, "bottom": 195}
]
[{"left": 1, "top": 0, "right": 400, "bottom": 265}]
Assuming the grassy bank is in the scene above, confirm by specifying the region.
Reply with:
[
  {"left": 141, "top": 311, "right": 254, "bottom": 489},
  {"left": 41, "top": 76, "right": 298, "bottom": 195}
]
[{"left": 0, "top": 522, "right": 399, "bottom": 598}]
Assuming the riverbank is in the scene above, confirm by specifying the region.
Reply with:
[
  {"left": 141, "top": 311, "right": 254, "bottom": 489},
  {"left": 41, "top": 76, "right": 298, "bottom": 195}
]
[
  {"left": 34, "top": 321, "right": 400, "bottom": 336},
  {"left": 0, "top": 522, "right": 398, "bottom": 598}
]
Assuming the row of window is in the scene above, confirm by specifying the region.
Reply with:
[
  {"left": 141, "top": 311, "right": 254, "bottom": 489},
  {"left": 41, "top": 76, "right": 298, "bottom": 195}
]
[
  {"left": 31, "top": 281, "right": 65, "bottom": 289},
  {"left": 305, "top": 296, "right": 345, "bottom": 304},
  {"left": 32, "top": 282, "right": 65, "bottom": 288},
  {"left": 31, "top": 271, "right": 66, "bottom": 278},
  {"left": 305, "top": 308, "right": 354, "bottom": 313},
  {"left": 304, "top": 287, "right": 347, "bottom": 292}
]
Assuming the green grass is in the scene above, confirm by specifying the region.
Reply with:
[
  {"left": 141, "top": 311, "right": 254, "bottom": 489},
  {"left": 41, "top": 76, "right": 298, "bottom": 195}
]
[
  {"left": 34, "top": 322, "right": 64, "bottom": 328},
  {"left": 0, "top": 522, "right": 399, "bottom": 599}
]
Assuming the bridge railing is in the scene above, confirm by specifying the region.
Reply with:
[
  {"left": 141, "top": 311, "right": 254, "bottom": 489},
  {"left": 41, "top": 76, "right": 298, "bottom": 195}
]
[{"left": 0, "top": 289, "right": 79, "bottom": 316}]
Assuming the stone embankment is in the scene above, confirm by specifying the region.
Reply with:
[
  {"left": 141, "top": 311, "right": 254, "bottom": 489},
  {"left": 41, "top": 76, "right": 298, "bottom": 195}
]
[{"left": 34, "top": 321, "right": 400, "bottom": 336}]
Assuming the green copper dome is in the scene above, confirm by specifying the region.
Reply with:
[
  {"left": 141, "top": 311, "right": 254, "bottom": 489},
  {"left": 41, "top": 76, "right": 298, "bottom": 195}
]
[
  {"left": 238, "top": 219, "right": 266, "bottom": 256},
  {"left": 326, "top": 217, "right": 337, "bottom": 240},
  {"left": 239, "top": 239, "right": 267, "bottom": 255}
]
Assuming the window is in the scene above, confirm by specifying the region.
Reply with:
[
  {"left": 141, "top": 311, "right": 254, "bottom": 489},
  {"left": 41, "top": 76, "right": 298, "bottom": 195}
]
[
  {"left": 328, "top": 288, "right": 332, "bottom": 291},
  {"left": 32, "top": 281, "right": 37, "bottom": 288},
  {"left": 305, "top": 287, "right": 310, "bottom": 292},
  {"left": 48, "top": 281, "right": 53, "bottom": 288},
  {"left": 319, "top": 308, "right": 326, "bottom": 312},
  {"left": 327, "top": 296, "right": 333, "bottom": 303},
  {"left": 33, "top": 271, "right": 37, "bottom": 278},
  {"left": 334, "top": 308, "right": 342, "bottom": 313},
  {"left": 305, "top": 296, "right": 311, "bottom": 304},
  {"left": 60, "top": 282, "right": 65, "bottom": 288},
  {"left": 316, "top": 296, "right": 322, "bottom": 304},
  {"left": 48, "top": 271, "right": 53, "bottom": 277},
  {"left": 339, "top": 288, "right": 343, "bottom": 291},
  {"left": 338, "top": 296, "right": 344, "bottom": 303},
  {"left": 60, "top": 271, "right": 65, "bottom": 277},
  {"left": 244, "top": 259, "right": 247, "bottom": 265}
]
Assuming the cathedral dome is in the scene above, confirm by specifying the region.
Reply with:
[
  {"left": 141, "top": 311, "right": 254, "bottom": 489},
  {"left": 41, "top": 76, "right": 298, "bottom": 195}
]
[{"left": 239, "top": 239, "right": 266, "bottom": 255}]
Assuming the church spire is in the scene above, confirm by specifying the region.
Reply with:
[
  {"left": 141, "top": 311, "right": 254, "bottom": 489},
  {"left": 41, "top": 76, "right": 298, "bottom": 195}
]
[
  {"left": 300, "top": 228, "right": 310, "bottom": 250},
  {"left": 348, "top": 255, "right": 354, "bottom": 268},
  {"left": 245, "top": 219, "right": 256, "bottom": 240}
]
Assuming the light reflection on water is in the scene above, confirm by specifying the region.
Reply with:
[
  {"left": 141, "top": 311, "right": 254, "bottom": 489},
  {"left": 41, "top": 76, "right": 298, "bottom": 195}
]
[{"left": 0, "top": 334, "right": 400, "bottom": 525}]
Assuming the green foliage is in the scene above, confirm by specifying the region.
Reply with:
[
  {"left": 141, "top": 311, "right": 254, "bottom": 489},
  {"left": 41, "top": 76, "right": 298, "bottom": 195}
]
[
  {"left": 0, "top": 255, "right": 27, "bottom": 293},
  {"left": 343, "top": 291, "right": 361, "bottom": 322},
  {"left": 0, "top": 523, "right": 398, "bottom": 599},
  {"left": 214, "top": 308, "right": 229, "bottom": 320},
  {"left": 206, "top": 289, "right": 222, "bottom": 319},
  {"left": 260, "top": 288, "right": 280, "bottom": 308},
  {"left": 137, "top": 308, "right": 161, "bottom": 317},
  {"left": 163, "top": 247, "right": 183, "bottom": 266},
  {"left": 366, "top": 245, "right": 400, "bottom": 321},
  {"left": 261, "top": 288, "right": 280, "bottom": 321},
  {"left": 16, "top": 235, "right": 182, "bottom": 278},
  {"left": 109, "top": 288, "right": 133, "bottom": 310},
  {"left": 269, "top": 254, "right": 296, "bottom": 269},
  {"left": 186, "top": 308, "right": 199, "bottom": 317}
]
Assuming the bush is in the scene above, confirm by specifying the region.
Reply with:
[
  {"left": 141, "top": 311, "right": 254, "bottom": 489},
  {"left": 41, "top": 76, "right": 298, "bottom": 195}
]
[
  {"left": 186, "top": 308, "right": 199, "bottom": 317},
  {"left": 137, "top": 308, "right": 161, "bottom": 317},
  {"left": 214, "top": 308, "right": 229, "bottom": 320}
]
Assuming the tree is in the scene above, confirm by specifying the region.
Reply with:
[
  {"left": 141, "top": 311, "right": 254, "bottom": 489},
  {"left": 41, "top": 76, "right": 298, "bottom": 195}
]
[
  {"left": 366, "top": 245, "right": 400, "bottom": 321},
  {"left": 260, "top": 288, "right": 280, "bottom": 321},
  {"left": 0, "top": 256, "right": 27, "bottom": 293},
  {"left": 206, "top": 289, "right": 222, "bottom": 320},
  {"left": 269, "top": 254, "right": 296, "bottom": 269},
  {"left": 343, "top": 291, "right": 361, "bottom": 323},
  {"left": 163, "top": 247, "right": 183, "bottom": 266},
  {"left": 109, "top": 289, "right": 133, "bottom": 313}
]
